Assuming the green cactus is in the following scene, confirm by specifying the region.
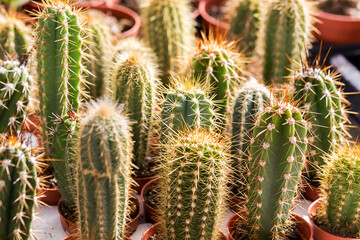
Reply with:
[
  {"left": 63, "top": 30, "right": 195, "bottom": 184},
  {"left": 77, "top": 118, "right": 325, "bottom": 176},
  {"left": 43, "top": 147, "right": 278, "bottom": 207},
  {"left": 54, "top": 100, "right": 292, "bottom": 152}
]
[
  {"left": 160, "top": 77, "right": 215, "bottom": 141},
  {"left": 142, "top": 0, "right": 196, "bottom": 85},
  {"left": 293, "top": 66, "right": 347, "bottom": 181},
  {"left": 158, "top": 129, "right": 230, "bottom": 240},
  {"left": 1, "top": 0, "right": 30, "bottom": 9},
  {"left": 191, "top": 36, "right": 243, "bottom": 130},
  {"left": 35, "top": 1, "right": 85, "bottom": 208},
  {"left": 261, "top": 0, "right": 313, "bottom": 86},
  {"left": 317, "top": 145, "right": 360, "bottom": 238},
  {"left": 245, "top": 101, "right": 307, "bottom": 239},
  {"left": 230, "top": 78, "right": 270, "bottom": 200},
  {"left": 76, "top": 99, "right": 133, "bottom": 240},
  {"left": 0, "top": 138, "right": 38, "bottom": 240},
  {"left": 0, "top": 60, "right": 32, "bottom": 135},
  {"left": 0, "top": 12, "right": 31, "bottom": 59},
  {"left": 110, "top": 47, "right": 160, "bottom": 175}
]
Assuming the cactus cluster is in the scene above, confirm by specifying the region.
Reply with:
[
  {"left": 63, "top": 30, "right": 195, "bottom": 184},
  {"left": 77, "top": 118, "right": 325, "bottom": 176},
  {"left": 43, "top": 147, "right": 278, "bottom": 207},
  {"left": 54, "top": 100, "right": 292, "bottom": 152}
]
[
  {"left": 76, "top": 99, "right": 133, "bottom": 240},
  {"left": 0, "top": 60, "right": 32, "bottom": 135},
  {"left": 158, "top": 129, "right": 230, "bottom": 240},
  {"left": 0, "top": 138, "right": 38, "bottom": 240}
]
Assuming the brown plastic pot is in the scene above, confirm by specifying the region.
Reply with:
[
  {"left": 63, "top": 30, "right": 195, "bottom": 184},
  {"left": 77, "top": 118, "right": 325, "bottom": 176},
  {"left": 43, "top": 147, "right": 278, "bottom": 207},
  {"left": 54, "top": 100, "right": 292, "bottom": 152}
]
[
  {"left": 227, "top": 211, "right": 313, "bottom": 240},
  {"left": 314, "top": 11, "right": 360, "bottom": 44},
  {"left": 199, "top": 0, "right": 229, "bottom": 35},
  {"left": 141, "top": 178, "right": 160, "bottom": 223},
  {"left": 58, "top": 199, "right": 78, "bottom": 235},
  {"left": 133, "top": 175, "right": 156, "bottom": 194},
  {"left": 38, "top": 187, "right": 61, "bottom": 206},
  {"left": 141, "top": 223, "right": 228, "bottom": 240},
  {"left": 303, "top": 183, "right": 320, "bottom": 202},
  {"left": 227, "top": 193, "right": 244, "bottom": 213},
  {"left": 308, "top": 199, "right": 360, "bottom": 240}
]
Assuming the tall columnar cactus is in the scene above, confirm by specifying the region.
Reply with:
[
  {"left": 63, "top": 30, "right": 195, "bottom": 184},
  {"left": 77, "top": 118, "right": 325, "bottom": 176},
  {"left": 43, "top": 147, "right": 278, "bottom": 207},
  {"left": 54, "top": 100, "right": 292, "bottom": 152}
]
[
  {"left": 110, "top": 47, "right": 159, "bottom": 174},
  {"left": 0, "top": 60, "right": 31, "bottom": 135},
  {"left": 245, "top": 101, "right": 307, "bottom": 239},
  {"left": 76, "top": 99, "right": 133, "bottom": 240},
  {"left": 230, "top": 78, "right": 270, "bottom": 199},
  {"left": 228, "top": 0, "right": 262, "bottom": 56},
  {"left": 158, "top": 129, "right": 230, "bottom": 240},
  {"left": 142, "top": 0, "right": 196, "bottom": 85},
  {"left": 293, "top": 66, "right": 347, "bottom": 180},
  {"left": 191, "top": 36, "right": 243, "bottom": 130},
  {"left": 261, "top": 0, "right": 313, "bottom": 86},
  {"left": 35, "top": 1, "right": 85, "bottom": 207},
  {"left": 0, "top": 12, "right": 31, "bottom": 58},
  {"left": 161, "top": 77, "right": 215, "bottom": 140},
  {"left": 317, "top": 145, "right": 360, "bottom": 238},
  {"left": 0, "top": 138, "right": 38, "bottom": 240}
]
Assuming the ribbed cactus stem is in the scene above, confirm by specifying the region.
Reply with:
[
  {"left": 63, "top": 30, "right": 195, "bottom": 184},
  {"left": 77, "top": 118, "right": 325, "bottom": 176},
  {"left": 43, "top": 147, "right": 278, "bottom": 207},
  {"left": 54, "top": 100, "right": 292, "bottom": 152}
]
[
  {"left": 110, "top": 47, "right": 159, "bottom": 171},
  {"left": 0, "top": 60, "right": 31, "bottom": 135},
  {"left": 246, "top": 101, "right": 307, "bottom": 239},
  {"left": 142, "top": 0, "right": 196, "bottom": 85},
  {"left": 0, "top": 138, "right": 38, "bottom": 240},
  {"left": 159, "top": 129, "right": 230, "bottom": 240},
  {"left": 77, "top": 99, "right": 133, "bottom": 240},
  {"left": 261, "top": 0, "right": 313, "bottom": 86},
  {"left": 317, "top": 146, "right": 360, "bottom": 238}
]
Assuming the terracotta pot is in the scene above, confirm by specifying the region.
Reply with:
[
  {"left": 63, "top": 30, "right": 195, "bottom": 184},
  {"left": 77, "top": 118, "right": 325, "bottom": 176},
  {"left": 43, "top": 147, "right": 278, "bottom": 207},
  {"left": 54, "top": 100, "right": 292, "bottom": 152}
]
[
  {"left": 303, "top": 183, "right": 320, "bottom": 202},
  {"left": 314, "top": 11, "right": 360, "bottom": 44},
  {"left": 133, "top": 175, "right": 156, "bottom": 194},
  {"left": 198, "top": 0, "right": 229, "bottom": 35},
  {"left": 141, "top": 223, "right": 228, "bottom": 240},
  {"left": 227, "top": 193, "right": 244, "bottom": 213},
  {"left": 63, "top": 233, "right": 131, "bottom": 240},
  {"left": 227, "top": 211, "right": 313, "bottom": 240},
  {"left": 141, "top": 178, "right": 160, "bottom": 223},
  {"left": 37, "top": 187, "right": 61, "bottom": 206},
  {"left": 308, "top": 199, "right": 360, "bottom": 240},
  {"left": 58, "top": 199, "right": 78, "bottom": 235}
]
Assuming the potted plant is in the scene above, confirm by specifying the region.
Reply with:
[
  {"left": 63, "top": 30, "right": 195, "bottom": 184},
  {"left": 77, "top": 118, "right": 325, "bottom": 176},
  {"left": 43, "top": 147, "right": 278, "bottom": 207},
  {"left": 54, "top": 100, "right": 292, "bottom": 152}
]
[
  {"left": 141, "top": 178, "right": 161, "bottom": 224},
  {"left": 308, "top": 145, "right": 360, "bottom": 240}
]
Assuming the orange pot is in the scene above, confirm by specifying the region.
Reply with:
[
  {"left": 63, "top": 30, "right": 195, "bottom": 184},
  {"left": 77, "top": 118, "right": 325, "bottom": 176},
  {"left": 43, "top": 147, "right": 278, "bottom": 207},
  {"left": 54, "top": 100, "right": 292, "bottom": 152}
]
[
  {"left": 141, "top": 178, "right": 160, "bottom": 223},
  {"left": 198, "top": 0, "right": 229, "bottom": 35},
  {"left": 63, "top": 233, "right": 131, "bottom": 240},
  {"left": 303, "top": 183, "right": 320, "bottom": 202},
  {"left": 133, "top": 175, "right": 156, "bottom": 194}
]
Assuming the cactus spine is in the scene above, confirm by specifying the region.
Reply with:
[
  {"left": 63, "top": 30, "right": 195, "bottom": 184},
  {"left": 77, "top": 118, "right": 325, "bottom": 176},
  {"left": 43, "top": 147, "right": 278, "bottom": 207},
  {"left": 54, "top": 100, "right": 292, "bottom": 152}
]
[
  {"left": 261, "top": 0, "right": 313, "bottom": 86},
  {"left": 142, "top": 0, "right": 196, "bottom": 85},
  {"left": 110, "top": 47, "right": 159, "bottom": 174},
  {"left": 0, "top": 138, "right": 38, "bottom": 240},
  {"left": 76, "top": 99, "right": 133, "bottom": 240},
  {"left": 246, "top": 101, "right": 307, "bottom": 239},
  {"left": 293, "top": 66, "right": 346, "bottom": 180},
  {"left": 159, "top": 129, "right": 230, "bottom": 240},
  {"left": 230, "top": 78, "right": 270, "bottom": 199},
  {"left": 35, "top": 1, "right": 85, "bottom": 207},
  {"left": 0, "top": 60, "right": 31, "bottom": 135},
  {"left": 317, "top": 145, "right": 360, "bottom": 238}
]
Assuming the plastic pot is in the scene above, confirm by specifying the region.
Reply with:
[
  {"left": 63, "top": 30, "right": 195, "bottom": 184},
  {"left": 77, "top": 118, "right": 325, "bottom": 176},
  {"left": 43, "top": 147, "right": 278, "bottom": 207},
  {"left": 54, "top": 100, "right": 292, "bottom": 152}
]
[
  {"left": 198, "top": 0, "right": 229, "bottom": 34},
  {"left": 38, "top": 187, "right": 61, "bottom": 206},
  {"left": 133, "top": 175, "right": 156, "bottom": 194},
  {"left": 141, "top": 178, "right": 160, "bottom": 223},
  {"left": 303, "top": 183, "right": 320, "bottom": 202}
]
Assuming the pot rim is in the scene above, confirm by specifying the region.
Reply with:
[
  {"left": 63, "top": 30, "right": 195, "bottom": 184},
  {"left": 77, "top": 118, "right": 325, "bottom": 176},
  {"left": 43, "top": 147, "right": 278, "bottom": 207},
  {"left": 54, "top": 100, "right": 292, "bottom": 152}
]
[{"left": 198, "top": 0, "right": 230, "bottom": 31}]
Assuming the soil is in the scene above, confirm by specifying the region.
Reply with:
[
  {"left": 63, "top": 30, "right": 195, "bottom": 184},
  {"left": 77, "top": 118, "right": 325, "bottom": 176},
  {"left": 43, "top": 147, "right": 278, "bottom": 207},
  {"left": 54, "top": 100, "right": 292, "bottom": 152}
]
[
  {"left": 133, "top": 156, "right": 158, "bottom": 178},
  {"left": 317, "top": 1, "right": 360, "bottom": 17},
  {"left": 313, "top": 214, "right": 360, "bottom": 239},
  {"left": 144, "top": 181, "right": 161, "bottom": 210},
  {"left": 208, "top": 2, "right": 230, "bottom": 22}
]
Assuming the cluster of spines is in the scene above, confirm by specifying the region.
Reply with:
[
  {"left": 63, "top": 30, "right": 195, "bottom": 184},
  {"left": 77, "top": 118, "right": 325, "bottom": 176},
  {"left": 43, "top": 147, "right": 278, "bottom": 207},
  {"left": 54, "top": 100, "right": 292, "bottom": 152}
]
[
  {"left": 0, "top": 138, "right": 38, "bottom": 240},
  {"left": 317, "top": 145, "right": 360, "bottom": 238},
  {"left": 110, "top": 46, "right": 160, "bottom": 172},
  {"left": 245, "top": 101, "right": 307, "bottom": 239},
  {"left": 142, "top": 0, "right": 196, "bottom": 85},
  {"left": 158, "top": 129, "right": 230, "bottom": 240},
  {"left": 0, "top": 60, "right": 32, "bottom": 135},
  {"left": 76, "top": 99, "right": 133, "bottom": 240}
]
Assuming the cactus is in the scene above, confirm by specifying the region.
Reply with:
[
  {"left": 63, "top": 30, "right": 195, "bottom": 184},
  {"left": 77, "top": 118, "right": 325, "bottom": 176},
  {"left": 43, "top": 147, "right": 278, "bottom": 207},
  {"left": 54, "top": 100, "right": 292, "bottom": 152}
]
[
  {"left": 0, "top": 137, "right": 38, "bottom": 240},
  {"left": 191, "top": 36, "right": 243, "bottom": 130},
  {"left": 261, "top": 0, "right": 313, "bottom": 86},
  {"left": 142, "top": 0, "right": 196, "bottom": 85},
  {"left": 317, "top": 145, "right": 360, "bottom": 238},
  {"left": 230, "top": 78, "right": 270, "bottom": 200},
  {"left": 293, "top": 65, "right": 347, "bottom": 181},
  {"left": 244, "top": 101, "right": 307, "bottom": 239},
  {"left": 0, "top": 12, "right": 31, "bottom": 59},
  {"left": 1, "top": 0, "right": 30, "bottom": 9},
  {"left": 158, "top": 129, "right": 230, "bottom": 240},
  {"left": 76, "top": 99, "right": 133, "bottom": 240},
  {"left": 0, "top": 60, "right": 32, "bottom": 135},
  {"left": 35, "top": 1, "right": 85, "bottom": 208},
  {"left": 160, "top": 76, "right": 216, "bottom": 140},
  {"left": 110, "top": 47, "right": 160, "bottom": 175}
]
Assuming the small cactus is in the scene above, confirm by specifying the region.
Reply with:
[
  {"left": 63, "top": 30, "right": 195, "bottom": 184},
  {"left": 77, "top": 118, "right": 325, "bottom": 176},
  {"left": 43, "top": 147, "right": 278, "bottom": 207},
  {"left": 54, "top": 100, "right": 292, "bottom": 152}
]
[
  {"left": 142, "top": 0, "right": 196, "bottom": 85},
  {"left": 0, "top": 60, "right": 32, "bottom": 135},
  {"left": 317, "top": 145, "right": 360, "bottom": 238},
  {"left": 245, "top": 100, "right": 308, "bottom": 239},
  {"left": 76, "top": 99, "right": 133, "bottom": 240},
  {"left": 158, "top": 129, "right": 230, "bottom": 240},
  {"left": 0, "top": 137, "right": 38, "bottom": 240}
]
